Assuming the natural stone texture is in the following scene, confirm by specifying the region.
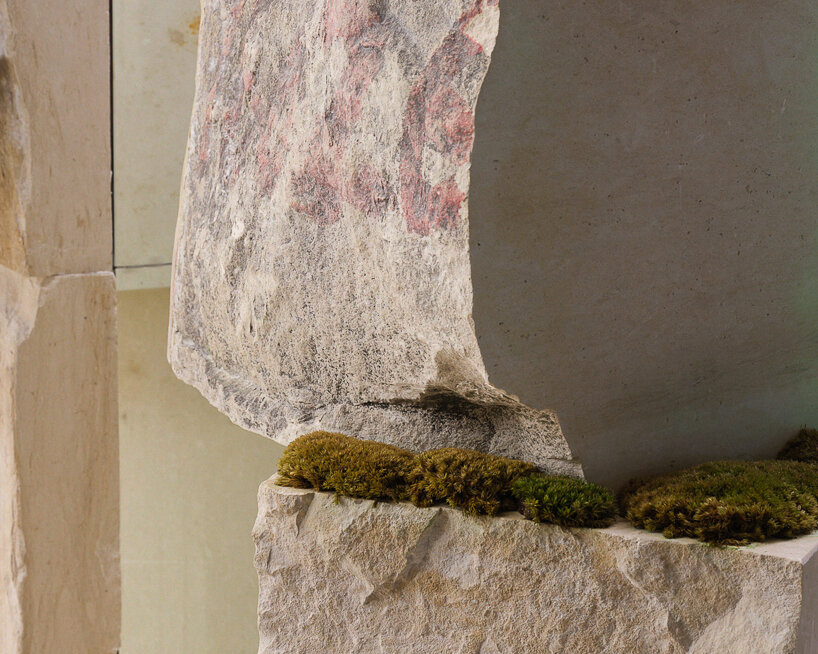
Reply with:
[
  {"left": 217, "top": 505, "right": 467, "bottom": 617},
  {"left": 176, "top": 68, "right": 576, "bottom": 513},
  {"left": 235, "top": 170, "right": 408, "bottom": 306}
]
[
  {"left": 169, "top": 0, "right": 578, "bottom": 473},
  {"left": 0, "top": 270, "right": 120, "bottom": 654},
  {"left": 0, "top": 0, "right": 112, "bottom": 276},
  {"left": 255, "top": 481, "right": 818, "bottom": 654}
]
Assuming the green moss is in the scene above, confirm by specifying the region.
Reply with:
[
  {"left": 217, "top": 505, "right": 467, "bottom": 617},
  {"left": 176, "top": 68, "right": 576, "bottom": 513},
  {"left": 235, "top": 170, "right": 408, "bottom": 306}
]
[
  {"left": 276, "top": 434, "right": 616, "bottom": 532},
  {"left": 778, "top": 428, "right": 818, "bottom": 464},
  {"left": 407, "top": 447, "right": 537, "bottom": 516},
  {"left": 512, "top": 475, "right": 617, "bottom": 528},
  {"left": 276, "top": 431, "right": 415, "bottom": 501},
  {"left": 620, "top": 460, "right": 818, "bottom": 546}
]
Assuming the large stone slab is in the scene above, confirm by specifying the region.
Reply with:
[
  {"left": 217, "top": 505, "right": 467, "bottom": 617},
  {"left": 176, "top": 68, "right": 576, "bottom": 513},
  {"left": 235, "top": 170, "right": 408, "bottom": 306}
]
[
  {"left": 0, "top": 269, "right": 120, "bottom": 654},
  {"left": 254, "top": 480, "right": 818, "bottom": 654},
  {"left": 169, "top": 0, "right": 579, "bottom": 474}
]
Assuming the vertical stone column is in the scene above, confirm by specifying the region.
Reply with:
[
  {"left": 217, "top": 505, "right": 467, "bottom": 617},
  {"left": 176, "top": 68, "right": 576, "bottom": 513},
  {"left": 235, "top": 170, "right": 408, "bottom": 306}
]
[{"left": 0, "top": 0, "right": 119, "bottom": 652}]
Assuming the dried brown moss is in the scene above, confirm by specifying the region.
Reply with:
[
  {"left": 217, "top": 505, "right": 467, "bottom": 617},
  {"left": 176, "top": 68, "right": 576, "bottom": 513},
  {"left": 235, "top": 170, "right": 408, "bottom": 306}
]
[
  {"left": 512, "top": 475, "right": 617, "bottom": 528},
  {"left": 778, "top": 428, "right": 818, "bottom": 464},
  {"left": 276, "top": 431, "right": 415, "bottom": 501},
  {"left": 408, "top": 447, "right": 537, "bottom": 516},
  {"left": 620, "top": 460, "right": 818, "bottom": 546}
]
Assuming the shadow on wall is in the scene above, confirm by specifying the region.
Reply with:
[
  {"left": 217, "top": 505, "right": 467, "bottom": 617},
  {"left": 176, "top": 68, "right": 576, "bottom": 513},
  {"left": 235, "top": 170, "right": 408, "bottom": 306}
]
[{"left": 470, "top": 0, "right": 818, "bottom": 489}]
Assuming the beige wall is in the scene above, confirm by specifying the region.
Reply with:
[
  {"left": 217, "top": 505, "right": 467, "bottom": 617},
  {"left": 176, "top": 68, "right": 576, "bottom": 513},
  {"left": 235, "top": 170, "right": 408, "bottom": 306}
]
[
  {"left": 0, "top": 0, "right": 112, "bottom": 276},
  {"left": 118, "top": 288, "right": 282, "bottom": 654},
  {"left": 471, "top": 0, "right": 818, "bottom": 488}
]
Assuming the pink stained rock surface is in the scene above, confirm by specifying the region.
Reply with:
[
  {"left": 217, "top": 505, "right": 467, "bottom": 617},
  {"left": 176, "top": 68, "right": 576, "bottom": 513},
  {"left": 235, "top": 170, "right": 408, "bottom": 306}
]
[{"left": 169, "top": 0, "right": 579, "bottom": 474}]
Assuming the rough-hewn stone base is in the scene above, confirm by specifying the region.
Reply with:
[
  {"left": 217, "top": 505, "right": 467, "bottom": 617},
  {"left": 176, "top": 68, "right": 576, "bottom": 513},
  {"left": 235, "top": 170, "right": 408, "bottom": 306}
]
[{"left": 254, "top": 480, "right": 818, "bottom": 654}]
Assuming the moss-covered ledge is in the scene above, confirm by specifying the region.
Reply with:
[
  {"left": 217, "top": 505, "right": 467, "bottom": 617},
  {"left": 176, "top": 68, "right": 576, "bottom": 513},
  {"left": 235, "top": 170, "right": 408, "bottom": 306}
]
[{"left": 254, "top": 480, "right": 818, "bottom": 654}]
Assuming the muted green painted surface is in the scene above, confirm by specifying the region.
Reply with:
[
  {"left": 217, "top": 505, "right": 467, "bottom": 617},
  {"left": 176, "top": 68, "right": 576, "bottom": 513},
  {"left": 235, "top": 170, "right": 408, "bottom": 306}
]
[{"left": 118, "top": 288, "right": 283, "bottom": 654}]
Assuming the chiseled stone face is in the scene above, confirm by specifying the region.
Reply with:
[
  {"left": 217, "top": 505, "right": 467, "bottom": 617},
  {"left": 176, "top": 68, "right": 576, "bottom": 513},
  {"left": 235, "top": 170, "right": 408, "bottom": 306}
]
[
  {"left": 169, "top": 0, "right": 579, "bottom": 473},
  {"left": 255, "top": 482, "right": 818, "bottom": 654}
]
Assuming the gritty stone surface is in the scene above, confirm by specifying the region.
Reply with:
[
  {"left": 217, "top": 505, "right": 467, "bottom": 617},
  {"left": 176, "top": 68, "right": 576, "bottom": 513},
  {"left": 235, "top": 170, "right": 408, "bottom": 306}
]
[
  {"left": 0, "top": 1, "right": 118, "bottom": 651},
  {"left": 169, "top": 0, "right": 579, "bottom": 473},
  {"left": 254, "top": 481, "right": 818, "bottom": 654}
]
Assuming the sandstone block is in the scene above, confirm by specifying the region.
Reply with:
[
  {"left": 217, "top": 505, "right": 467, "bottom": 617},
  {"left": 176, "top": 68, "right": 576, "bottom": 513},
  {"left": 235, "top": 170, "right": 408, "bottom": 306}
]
[
  {"left": 0, "top": 269, "right": 119, "bottom": 654},
  {"left": 255, "top": 481, "right": 818, "bottom": 654}
]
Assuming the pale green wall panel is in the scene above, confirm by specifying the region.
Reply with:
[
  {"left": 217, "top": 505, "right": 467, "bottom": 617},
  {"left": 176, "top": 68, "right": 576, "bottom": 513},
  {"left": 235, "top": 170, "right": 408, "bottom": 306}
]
[{"left": 118, "top": 288, "right": 283, "bottom": 654}]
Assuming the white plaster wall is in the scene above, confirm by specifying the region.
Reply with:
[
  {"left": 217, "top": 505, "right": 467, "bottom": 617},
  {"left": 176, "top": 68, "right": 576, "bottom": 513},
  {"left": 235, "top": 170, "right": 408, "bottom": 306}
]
[
  {"left": 471, "top": 0, "right": 818, "bottom": 488},
  {"left": 118, "top": 288, "right": 283, "bottom": 654}
]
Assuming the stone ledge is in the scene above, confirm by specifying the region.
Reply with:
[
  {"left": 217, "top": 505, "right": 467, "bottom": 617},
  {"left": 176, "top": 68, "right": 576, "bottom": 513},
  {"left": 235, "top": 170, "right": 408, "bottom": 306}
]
[{"left": 254, "top": 480, "right": 818, "bottom": 654}]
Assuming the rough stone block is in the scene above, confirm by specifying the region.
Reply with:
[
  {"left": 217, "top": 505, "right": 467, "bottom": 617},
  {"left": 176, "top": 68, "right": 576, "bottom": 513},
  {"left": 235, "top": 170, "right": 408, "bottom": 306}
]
[
  {"left": 169, "top": 0, "right": 578, "bottom": 473},
  {"left": 469, "top": 0, "right": 818, "bottom": 488},
  {"left": 0, "top": 269, "right": 119, "bottom": 654},
  {"left": 255, "top": 481, "right": 818, "bottom": 654}
]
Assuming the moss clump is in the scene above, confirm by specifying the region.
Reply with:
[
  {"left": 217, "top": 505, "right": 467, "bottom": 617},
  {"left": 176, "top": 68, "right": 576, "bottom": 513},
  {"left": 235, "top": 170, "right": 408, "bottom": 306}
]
[
  {"left": 277, "top": 433, "right": 618, "bottom": 530},
  {"left": 620, "top": 460, "right": 818, "bottom": 546},
  {"left": 778, "top": 428, "right": 818, "bottom": 464},
  {"left": 276, "top": 431, "right": 415, "bottom": 501},
  {"left": 408, "top": 447, "right": 537, "bottom": 516},
  {"left": 512, "top": 475, "right": 617, "bottom": 528}
]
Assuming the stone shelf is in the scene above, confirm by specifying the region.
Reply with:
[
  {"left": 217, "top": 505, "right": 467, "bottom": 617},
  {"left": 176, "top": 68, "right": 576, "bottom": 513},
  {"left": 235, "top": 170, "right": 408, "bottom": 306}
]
[{"left": 254, "top": 480, "right": 818, "bottom": 654}]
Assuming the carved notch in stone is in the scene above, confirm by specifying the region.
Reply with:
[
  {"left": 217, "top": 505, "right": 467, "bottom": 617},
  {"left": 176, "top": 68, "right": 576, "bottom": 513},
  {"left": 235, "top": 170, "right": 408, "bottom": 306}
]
[{"left": 169, "top": 0, "right": 580, "bottom": 475}]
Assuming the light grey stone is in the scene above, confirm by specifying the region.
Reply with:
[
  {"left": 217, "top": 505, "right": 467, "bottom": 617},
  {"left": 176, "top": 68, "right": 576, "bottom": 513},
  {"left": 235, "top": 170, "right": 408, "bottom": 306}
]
[
  {"left": 254, "top": 481, "right": 818, "bottom": 654},
  {"left": 168, "top": 0, "right": 579, "bottom": 474}
]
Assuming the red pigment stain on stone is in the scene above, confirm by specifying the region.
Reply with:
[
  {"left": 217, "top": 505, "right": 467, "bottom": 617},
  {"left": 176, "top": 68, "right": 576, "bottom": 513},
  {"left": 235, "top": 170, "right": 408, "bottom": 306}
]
[
  {"left": 323, "top": 0, "right": 382, "bottom": 43},
  {"left": 290, "top": 149, "right": 344, "bottom": 225},
  {"left": 399, "top": 5, "right": 487, "bottom": 235},
  {"left": 242, "top": 70, "right": 255, "bottom": 94},
  {"left": 229, "top": 0, "right": 246, "bottom": 19},
  {"left": 426, "top": 86, "right": 474, "bottom": 166},
  {"left": 327, "top": 33, "right": 386, "bottom": 143},
  {"left": 287, "top": 0, "right": 390, "bottom": 223},
  {"left": 201, "top": 0, "right": 490, "bottom": 230},
  {"left": 428, "top": 178, "right": 467, "bottom": 231},
  {"left": 254, "top": 42, "right": 306, "bottom": 191},
  {"left": 347, "top": 165, "right": 391, "bottom": 216}
]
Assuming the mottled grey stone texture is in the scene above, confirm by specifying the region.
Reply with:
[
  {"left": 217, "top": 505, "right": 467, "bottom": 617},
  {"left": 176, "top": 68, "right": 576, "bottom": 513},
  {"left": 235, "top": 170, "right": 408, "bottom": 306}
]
[
  {"left": 255, "top": 482, "right": 818, "bottom": 654},
  {"left": 169, "top": 0, "right": 579, "bottom": 474}
]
